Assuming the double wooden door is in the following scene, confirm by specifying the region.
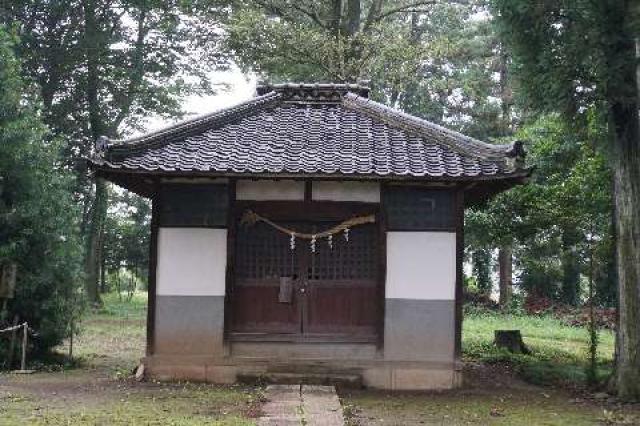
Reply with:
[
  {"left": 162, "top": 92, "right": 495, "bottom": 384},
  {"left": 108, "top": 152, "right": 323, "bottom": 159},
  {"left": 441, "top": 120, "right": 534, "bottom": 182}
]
[{"left": 229, "top": 202, "right": 380, "bottom": 341}]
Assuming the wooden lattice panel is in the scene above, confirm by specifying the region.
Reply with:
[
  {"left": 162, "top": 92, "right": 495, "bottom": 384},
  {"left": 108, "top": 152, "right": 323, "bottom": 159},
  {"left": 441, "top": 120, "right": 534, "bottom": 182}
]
[
  {"left": 308, "top": 223, "right": 377, "bottom": 282},
  {"left": 235, "top": 221, "right": 297, "bottom": 280}
]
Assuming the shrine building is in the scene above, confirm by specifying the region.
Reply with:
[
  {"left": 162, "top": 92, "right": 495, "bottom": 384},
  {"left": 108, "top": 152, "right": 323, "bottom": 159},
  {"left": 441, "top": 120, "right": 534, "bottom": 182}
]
[{"left": 89, "top": 83, "right": 527, "bottom": 390}]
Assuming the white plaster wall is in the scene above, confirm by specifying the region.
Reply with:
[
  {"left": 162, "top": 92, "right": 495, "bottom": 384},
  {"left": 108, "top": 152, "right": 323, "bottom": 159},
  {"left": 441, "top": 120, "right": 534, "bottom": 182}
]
[
  {"left": 312, "top": 181, "right": 380, "bottom": 202},
  {"left": 236, "top": 180, "right": 304, "bottom": 201},
  {"left": 156, "top": 228, "right": 227, "bottom": 296},
  {"left": 386, "top": 232, "right": 456, "bottom": 300}
]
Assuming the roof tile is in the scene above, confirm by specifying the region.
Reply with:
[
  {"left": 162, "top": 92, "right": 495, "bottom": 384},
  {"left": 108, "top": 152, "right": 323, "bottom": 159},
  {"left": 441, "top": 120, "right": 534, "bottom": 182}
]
[{"left": 91, "top": 85, "right": 525, "bottom": 180}]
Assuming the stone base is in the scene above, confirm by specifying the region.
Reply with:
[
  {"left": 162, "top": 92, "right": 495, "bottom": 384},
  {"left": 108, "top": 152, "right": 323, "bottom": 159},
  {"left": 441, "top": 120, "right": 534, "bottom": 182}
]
[{"left": 143, "top": 355, "right": 462, "bottom": 391}]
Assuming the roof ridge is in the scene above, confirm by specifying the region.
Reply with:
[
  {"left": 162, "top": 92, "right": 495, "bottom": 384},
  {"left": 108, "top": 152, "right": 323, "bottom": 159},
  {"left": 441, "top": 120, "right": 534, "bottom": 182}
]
[
  {"left": 257, "top": 82, "right": 370, "bottom": 102},
  {"left": 97, "top": 91, "right": 282, "bottom": 157},
  {"left": 342, "top": 93, "right": 517, "bottom": 162}
]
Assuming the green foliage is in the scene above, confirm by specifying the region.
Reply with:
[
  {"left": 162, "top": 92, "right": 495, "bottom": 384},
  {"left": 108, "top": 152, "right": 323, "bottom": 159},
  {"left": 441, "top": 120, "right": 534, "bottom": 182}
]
[
  {"left": 493, "top": 0, "right": 640, "bottom": 400},
  {"left": 471, "top": 249, "right": 492, "bottom": 296},
  {"left": 0, "top": 26, "right": 82, "bottom": 359},
  {"left": 225, "top": 1, "right": 507, "bottom": 136},
  {"left": 1, "top": 0, "right": 231, "bottom": 305},
  {"left": 467, "top": 114, "right": 613, "bottom": 304},
  {"left": 463, "top": 309, "right": 615, "bottom": 387},
  {"left": 103, "top": 191, "right": 150, "bottom": 294}
]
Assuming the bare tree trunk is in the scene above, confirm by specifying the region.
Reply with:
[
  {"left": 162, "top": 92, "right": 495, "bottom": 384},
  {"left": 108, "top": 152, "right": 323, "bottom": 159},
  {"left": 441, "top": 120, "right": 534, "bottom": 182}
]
[
  {"left": 82, "top": 0, "right": 107, "bottom": 306},
  {"left": 345, "top": 0, "right": 361, "bottom": 35},
  {"left": 610, "top": 13, "right": 640, "bottom": 400},
  {"left": 498, "top": 245, "right": 512, "bottom": 308},
  {"left": 561, "top": 228, "right": 581, "bottom": 305},
  {"left": 497, "top": 44, "right": 514, "bottom": 310},
  {"left": 84, "top": 179, "right": 107, "bottom": 306},
  {"left": 100, "top": 244, "right": 106, "bottom": 294}
]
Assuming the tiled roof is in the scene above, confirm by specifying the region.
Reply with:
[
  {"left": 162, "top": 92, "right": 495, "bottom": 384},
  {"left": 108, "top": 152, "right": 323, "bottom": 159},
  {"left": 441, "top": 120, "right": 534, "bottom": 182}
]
[{"left": 90, "top": 83, "right": 526, "bottom": 180}]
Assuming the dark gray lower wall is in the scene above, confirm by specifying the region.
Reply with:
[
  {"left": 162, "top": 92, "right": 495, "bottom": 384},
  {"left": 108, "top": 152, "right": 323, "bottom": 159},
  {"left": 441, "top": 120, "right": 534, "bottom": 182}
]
[
  {"left": 155, "top": 295, "right": 225, "bottom": 356},
  {"left": 384, "top": 299, "right": 455, "bottom": 362}
]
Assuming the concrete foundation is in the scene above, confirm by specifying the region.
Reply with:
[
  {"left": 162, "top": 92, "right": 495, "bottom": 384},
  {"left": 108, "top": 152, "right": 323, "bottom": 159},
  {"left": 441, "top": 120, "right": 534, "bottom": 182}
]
[
  {"left": 143, "top": 352, "right": 462, "bottom": 390},
  {"left": 147, "top": 293, "right": 460, "bottom": 390}
]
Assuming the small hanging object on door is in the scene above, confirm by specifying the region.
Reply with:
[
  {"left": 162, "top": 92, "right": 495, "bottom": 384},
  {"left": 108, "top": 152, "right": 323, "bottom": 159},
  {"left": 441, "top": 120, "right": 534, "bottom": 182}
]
[{"left": 278, "top": 276, "right": 294, "bottom": 304}]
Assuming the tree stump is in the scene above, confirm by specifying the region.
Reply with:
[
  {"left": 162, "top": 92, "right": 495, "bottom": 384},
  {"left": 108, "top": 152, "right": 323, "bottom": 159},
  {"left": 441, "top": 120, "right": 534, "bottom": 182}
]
[{"left": 494, "top": 330, "right": 530, "bottom": 354}]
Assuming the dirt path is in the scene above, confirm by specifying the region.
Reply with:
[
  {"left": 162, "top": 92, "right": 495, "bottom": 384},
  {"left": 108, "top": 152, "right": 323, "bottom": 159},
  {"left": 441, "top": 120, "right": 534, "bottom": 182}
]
[{"left": 0, "top": 313, "right": 261, "bottom": 425}]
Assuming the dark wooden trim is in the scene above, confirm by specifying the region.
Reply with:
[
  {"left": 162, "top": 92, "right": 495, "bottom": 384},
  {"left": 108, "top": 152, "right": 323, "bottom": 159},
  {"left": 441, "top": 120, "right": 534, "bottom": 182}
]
[
  {"left": 229, "top": 332, "right": 378, "bottom": 344},
  {"left": 384, "top": 227, "right": 457, "bottom": 233},
  {"left": 223, "top": 179, "right": 237, "bottom": 344},
  {"left": 152, "top": 224, "right": 228, "bottom": 230},
  {"left": 234, "top": 200, "right": 379, "bottom": 222},
  {"left": 146, "top": 180, "right": 161, "bottom": 356},
  {"left": 377, "top": 184, "right": 388, "bottom": 350},
  {"left": 94, "top": 165, "right": 531, "bottom": 183},
  {"left": 454, "top": 187, "right": 465, "bottom": 361},
  {"left": 304, "top": 179, "right": 312, "bottom": 202}
]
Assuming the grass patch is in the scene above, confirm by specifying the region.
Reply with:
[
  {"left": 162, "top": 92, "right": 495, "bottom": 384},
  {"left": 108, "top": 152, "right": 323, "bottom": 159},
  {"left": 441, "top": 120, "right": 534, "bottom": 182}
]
[
  {"left": 69, "top": 293, "right": 147, "bottom": 373},
  {"left": 95, "top": 291, "right": 148, "bottom": 319},
  {"left": 462, "top": 311, "right": 615, "bottom": 387}
]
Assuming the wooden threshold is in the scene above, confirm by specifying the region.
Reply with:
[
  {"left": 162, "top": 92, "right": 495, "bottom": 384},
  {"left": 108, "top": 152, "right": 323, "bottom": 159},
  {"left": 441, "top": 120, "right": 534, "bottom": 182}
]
[{"left": 229, "top": 332, "right": 378, "bottom": 344}]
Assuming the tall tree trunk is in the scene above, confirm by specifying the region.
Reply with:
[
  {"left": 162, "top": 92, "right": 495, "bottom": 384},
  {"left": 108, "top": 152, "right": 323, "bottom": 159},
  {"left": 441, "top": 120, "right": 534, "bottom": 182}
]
[
  {"left": 472, "top": 248, "right": 492, "bottom": 296},
  {"left": 100, "top": 241, "right": 106, "bottom": 294},
  {"left": 609, "top": 5, "right": 640, "bottom": 400},
  {"left": 345, "top": 0, "right": 361, "bottom": 35},
  {"left": 82, "top": 0, "right": 107, "bottom": 306},
  {"left": 497, "top": 45, "right": 513, "bottom": 309},
  {"left": 498, "top": 246, "right": 512, "bottom": 308},
  {"left": 561, "top": 228, "right": 581, "bottom": 305},
  {"left": 84, "top": 179, "right": 107, "bottom": 305}
]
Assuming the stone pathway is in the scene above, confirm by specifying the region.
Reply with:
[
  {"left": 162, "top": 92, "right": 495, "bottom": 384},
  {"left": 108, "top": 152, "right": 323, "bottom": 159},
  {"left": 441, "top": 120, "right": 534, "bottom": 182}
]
[{"left": 258, "top": 384, "right": 344, "bottom": 426}]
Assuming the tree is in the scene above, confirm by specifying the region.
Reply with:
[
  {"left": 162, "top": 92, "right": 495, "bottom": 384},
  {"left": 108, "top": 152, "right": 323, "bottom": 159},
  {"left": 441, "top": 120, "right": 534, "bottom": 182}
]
[
  {"left": 103, "top": 191, "right": 151, "bottom": 295},
  {"left": 227, "top": 1, "right": 532, "bottom": 310},
  {"left": 0, "top": 26, "right": 82, "bottom": 359},
  {"left": 1, "top": 1, "right": 229, "bottom": 305},
  {"left": 467, "top": 112, "right": 613, "bottom": 306},
  {"left": 493, "top": 0, "right": 640, "bottom": 399}
]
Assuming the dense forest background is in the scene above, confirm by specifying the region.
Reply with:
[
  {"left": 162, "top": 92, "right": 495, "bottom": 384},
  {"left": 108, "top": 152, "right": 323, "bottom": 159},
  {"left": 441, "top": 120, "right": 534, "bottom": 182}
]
[{"left": 1, "top": 0, "right": 638, "bottom": 398}]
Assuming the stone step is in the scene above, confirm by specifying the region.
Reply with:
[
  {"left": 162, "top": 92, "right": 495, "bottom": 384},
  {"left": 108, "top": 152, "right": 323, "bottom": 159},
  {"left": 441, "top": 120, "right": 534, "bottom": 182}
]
[
  {"left": 238, "top": 371, "right": 363, "bottom": 388},
  {"left": 258, "top": 385, "right": 345, "bottom": 426}
]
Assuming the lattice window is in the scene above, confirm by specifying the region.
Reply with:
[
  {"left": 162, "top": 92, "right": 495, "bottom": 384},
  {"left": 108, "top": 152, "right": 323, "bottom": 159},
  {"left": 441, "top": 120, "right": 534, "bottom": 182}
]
[
  {"left": 235, "top": 221, "right": 297, "bottom": 280},
  {"left": 309, "top": 223, "right": 377, "bottom": 281},
  {"left": 384, "top": 187, "right": 454, "bottom": 230},
  {"left": 235, "top": 219, "right": 378, "bottom": 282},
  {"left": 159, "top": 184, "right": 227, "bottom": 227}
]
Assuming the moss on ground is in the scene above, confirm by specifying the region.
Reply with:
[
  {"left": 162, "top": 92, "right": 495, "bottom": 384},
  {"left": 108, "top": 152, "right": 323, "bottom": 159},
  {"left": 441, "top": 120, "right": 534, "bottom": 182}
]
[
  {"left": 1, "top": 382, "right": 259, "bottom": 425},
  {"left": 3, "top": 293, "right": 639, "bottom": 425},
  {"left": 342, "top": 389, "right": 607, "bottom": 425},
  {"left": 0, "top": 291, "right": 261, "bottom": 425}
]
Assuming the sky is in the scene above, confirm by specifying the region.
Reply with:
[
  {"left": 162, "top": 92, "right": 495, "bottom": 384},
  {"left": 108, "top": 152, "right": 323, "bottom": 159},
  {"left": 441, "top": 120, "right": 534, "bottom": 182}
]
[{"left": 140, "top": 66, "right": 257, "bottom": 135}]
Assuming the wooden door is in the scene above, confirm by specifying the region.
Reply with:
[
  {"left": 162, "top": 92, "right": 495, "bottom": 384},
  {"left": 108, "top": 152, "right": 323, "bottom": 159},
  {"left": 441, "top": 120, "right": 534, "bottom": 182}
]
[
  {"left": 231, "top": 220, "right": 303, "bottom": 334},
  {"left": 303, "top": 222, "right": 379, "bottom": 339},
  {"left": 230, "top": 202, "right": 380, "bottom": 341}
]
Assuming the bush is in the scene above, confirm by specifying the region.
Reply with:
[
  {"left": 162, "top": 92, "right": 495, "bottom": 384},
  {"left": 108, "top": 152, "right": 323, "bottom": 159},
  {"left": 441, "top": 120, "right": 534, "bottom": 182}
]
[{"left": 0, "top": 27, "right": 83, "bottom": 366}]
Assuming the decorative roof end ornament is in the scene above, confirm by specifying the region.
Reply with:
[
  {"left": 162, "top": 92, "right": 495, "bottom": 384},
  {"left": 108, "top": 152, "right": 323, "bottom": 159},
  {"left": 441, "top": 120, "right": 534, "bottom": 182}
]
[
  {"left": 505, "top": 139, "right": 527, "bottom": 169},
  {"left": 95, "top": 135, "right": 110, "bottom": 156}
]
